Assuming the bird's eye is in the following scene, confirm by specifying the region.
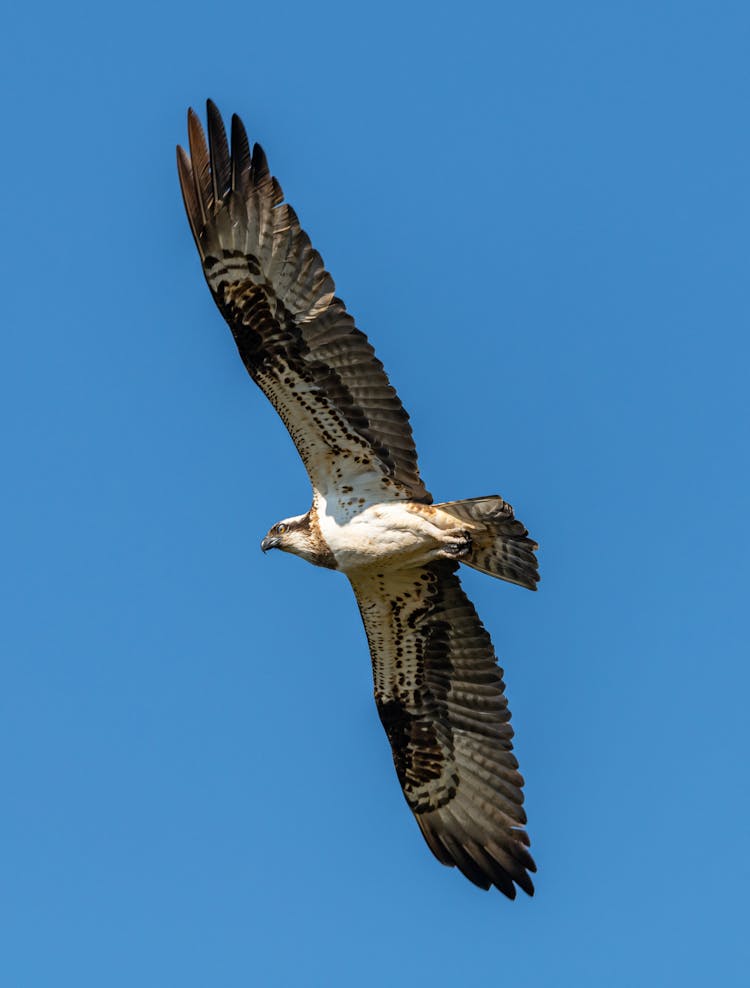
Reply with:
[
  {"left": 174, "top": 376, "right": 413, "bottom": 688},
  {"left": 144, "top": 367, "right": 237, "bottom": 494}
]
[{"left": 276, "top": 523, "right": 287, "bottom": 535}]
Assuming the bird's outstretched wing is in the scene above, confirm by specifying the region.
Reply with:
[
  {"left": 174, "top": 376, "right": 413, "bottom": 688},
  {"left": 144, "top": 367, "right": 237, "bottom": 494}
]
[
  {"left": 351, "top": 561, "right": 535, "bottom": 898},
  {"left": 177, "top": 102, "right": 430, "bottom": 503}
]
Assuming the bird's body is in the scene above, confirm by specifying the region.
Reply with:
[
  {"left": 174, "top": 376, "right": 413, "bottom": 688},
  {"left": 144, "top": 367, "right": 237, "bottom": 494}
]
[
  {"left": 177, "top": 102, "right": 540, "bottom": 898},
  {"left": 313, "top": 498, "right": 470, "bottom": 571}
]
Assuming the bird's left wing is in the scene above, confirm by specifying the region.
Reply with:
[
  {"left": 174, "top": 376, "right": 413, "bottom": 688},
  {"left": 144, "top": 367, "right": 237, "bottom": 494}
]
[
  {"left": 350, "top": 561, "right": 535, "bottom": 898},
  {"left": 177, "top": 102, "right": 430, "bottom": 503}
]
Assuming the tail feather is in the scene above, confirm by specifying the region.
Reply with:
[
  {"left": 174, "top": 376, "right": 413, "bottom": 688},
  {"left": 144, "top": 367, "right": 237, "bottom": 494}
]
[{"left": 439, "top": 496, "right": 539, "bottom": 591}]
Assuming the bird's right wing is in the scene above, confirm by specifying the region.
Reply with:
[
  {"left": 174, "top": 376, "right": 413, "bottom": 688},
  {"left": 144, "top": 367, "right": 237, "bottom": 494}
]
[
  {"left": 177, "top": 102, "right": 430, "bottom": 504},
  {"left": 350, "top": 560, "right": 535, "bottom": 898}
]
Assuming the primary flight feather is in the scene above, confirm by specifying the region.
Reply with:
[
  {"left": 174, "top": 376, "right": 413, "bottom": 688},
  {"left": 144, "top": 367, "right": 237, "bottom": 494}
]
[{"left": 177, "top": 101, "right": 540, "bottom": 898}]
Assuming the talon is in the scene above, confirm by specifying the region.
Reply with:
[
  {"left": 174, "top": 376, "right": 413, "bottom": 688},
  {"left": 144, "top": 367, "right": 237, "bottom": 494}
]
[{"left": 444, "top": 532, "right": 472, "bottom": 557}]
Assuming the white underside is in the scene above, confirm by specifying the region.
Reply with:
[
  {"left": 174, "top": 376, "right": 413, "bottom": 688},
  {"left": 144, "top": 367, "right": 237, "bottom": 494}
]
[{"left": 314, "top": 494, "right": 463, "bottom": 575}]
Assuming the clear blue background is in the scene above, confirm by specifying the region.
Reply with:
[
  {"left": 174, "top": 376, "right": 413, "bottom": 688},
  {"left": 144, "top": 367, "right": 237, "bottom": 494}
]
[{"left": 3, "top": 2, "right": 748, "bottom": 985}]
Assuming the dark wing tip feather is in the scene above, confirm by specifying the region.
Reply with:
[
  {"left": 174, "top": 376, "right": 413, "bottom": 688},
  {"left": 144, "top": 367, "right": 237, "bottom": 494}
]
[
  {"left": 206, "top": 98, "right": 231, "bottom": 204},
  {"left": 176, "top": 145, "right": 201, "bottom": 250},
  {"left": 230, "top": 112, "right": 252, "bottom": 192},
  {"left": 420, "top": 812, "right": 536, "bottom": 898},
  {"left": 186, "top": 107, "right": 211, "bottom": 225},
  {"left": 251, "top": 140, "right": 270, "bottom": 184}
]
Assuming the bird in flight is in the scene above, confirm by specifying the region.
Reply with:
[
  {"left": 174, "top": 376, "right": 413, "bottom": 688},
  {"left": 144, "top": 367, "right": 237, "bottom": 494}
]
[{"left": 177, "top": 102, "right": 540, "bottom": 898}]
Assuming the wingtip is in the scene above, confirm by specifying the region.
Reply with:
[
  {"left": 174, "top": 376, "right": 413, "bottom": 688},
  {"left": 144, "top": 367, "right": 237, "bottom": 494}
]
[
  {"left": 187, "top": 107, "right": 209, "bottom": 154},
  {"left": 206, "top": 97, "right": 223, "bottom": 130},
  {"left": 517, "top": 875, "right": 535, "bottom": 897},
  {"left": 230, "top": 111, "right": 248, "bottom": 146},
  {"left": 205, "top": 99, "right": 231, "bottom": 202},
  {"left": 176, "top": 143, "right": 202, "bottom": 249},
  {"left": 230, "top": 112, "right": 252, "bottom": 191}
]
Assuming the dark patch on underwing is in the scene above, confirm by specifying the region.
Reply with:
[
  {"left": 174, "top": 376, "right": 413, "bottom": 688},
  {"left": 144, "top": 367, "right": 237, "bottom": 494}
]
[{"left": 375, "top": 697, "right": 452, "bottom": 807}]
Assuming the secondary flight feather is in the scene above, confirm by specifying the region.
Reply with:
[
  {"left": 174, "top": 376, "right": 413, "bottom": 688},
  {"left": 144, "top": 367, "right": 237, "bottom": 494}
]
[{"left": 177, "top": 101, "right": 540, "bottom": 898}]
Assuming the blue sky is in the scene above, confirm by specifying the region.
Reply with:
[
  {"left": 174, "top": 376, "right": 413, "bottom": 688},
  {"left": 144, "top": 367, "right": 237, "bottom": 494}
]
[{"left": 3, "top": 1, "right": 748, "bottom": 984}]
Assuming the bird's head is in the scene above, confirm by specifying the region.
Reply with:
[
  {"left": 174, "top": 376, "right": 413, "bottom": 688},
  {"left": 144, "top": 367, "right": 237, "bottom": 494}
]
[{"left": 260, "top": 513, "right": 312, "bottom": 560}]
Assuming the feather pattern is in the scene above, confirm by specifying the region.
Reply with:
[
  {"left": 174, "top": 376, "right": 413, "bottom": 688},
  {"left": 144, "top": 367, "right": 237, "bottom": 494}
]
[
  {"left": 177, "top": 101, "right": 430, "bottom": 503},
  {"left": 351, "top": 560, "right": 535, "bottom": 897}
]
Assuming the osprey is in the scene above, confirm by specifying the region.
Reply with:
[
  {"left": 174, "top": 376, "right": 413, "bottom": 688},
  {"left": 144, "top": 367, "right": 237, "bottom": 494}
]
[{"left": 177, "top": 102, "right": 540, "bottom": 899}]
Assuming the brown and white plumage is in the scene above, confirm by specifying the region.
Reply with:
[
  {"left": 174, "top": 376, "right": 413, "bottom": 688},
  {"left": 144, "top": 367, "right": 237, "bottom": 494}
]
[
  {"left": 177, "top": 102, "right": 539, "bottom": 898},
  {"left": 352, "top": 561, "right": 535, "bottom": 897},
  {"left": 177, "top": 101, "right": 429, "bottom": 505}
]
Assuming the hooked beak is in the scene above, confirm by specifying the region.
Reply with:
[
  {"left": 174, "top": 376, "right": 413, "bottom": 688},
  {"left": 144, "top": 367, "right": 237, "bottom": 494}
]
[{"left": 260, "top": 536, "right": 280, "bottom": 553}]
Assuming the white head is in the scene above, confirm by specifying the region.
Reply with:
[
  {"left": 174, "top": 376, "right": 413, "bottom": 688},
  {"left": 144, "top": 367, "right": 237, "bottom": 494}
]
[{"left": 260, "top": 513, "right": 315, "bottom": 561}]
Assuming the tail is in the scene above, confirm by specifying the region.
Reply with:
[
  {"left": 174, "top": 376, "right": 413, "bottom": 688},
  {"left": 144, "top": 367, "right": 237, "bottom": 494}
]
[{"left": 438, "top": 495, "right": 539, "bottom": 591}]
